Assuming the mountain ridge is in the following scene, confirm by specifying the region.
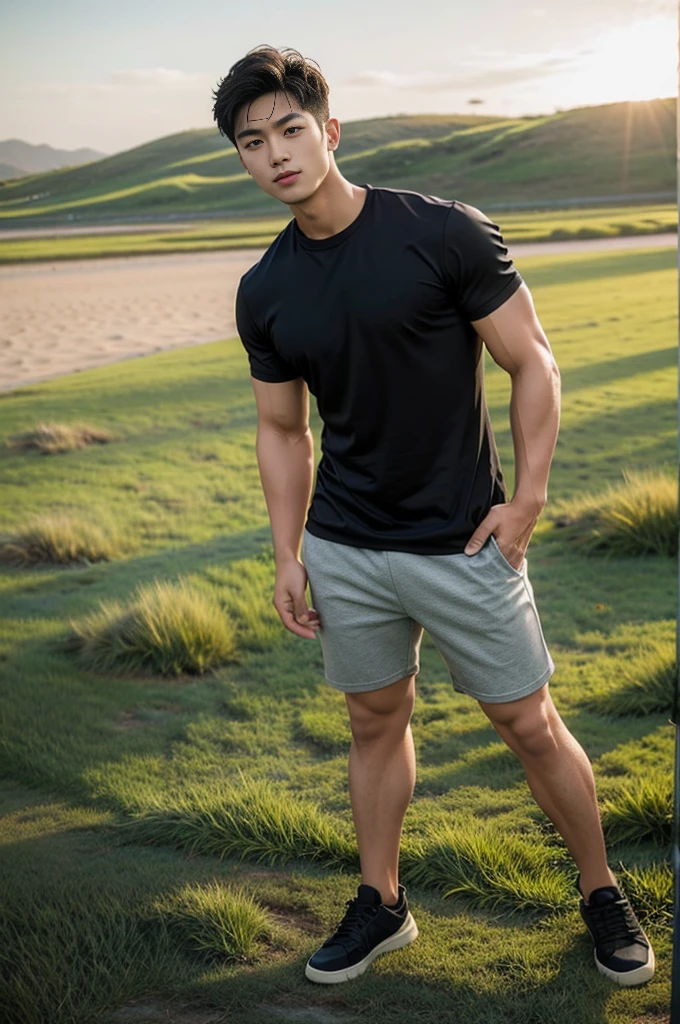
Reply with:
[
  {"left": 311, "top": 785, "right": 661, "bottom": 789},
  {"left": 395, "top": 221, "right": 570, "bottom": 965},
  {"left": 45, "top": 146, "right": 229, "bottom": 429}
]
[{"left": 0, "top": 139, "right": 108, "bottom": 179}]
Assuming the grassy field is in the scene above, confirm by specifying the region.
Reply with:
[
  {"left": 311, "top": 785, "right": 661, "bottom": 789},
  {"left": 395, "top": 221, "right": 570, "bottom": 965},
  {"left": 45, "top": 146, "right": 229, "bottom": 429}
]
[
  {"left": 0, "top": 96, "right": 674, "bottom": 227},
  {"left": 0, "top": 202, "right": 675, "bottom": 265},
  {"left": 0, "top": 241, "right": 676, "bottom": 1023}
]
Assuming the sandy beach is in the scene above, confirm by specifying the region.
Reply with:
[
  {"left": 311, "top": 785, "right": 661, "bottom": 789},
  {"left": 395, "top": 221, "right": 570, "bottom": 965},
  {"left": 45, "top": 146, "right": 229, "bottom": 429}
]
[{"left": 0, "top": 233, "right": 675, "bottom": 393}]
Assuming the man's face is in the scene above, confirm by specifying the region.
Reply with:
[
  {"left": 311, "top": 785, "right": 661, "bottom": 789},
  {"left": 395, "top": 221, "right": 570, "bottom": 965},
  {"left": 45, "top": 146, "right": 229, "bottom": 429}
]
[{"left": 234, "top": 89, "right": 336, "bottom": 203}]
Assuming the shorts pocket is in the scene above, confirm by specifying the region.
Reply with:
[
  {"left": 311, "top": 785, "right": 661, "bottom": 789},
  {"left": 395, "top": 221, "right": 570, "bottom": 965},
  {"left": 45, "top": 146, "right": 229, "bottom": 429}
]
[
  {"left": 301, "top": 529, "right": 322, "bottom": 581},
  {"left": 489, "top": 534, "right": 525, "bottom": 577}
]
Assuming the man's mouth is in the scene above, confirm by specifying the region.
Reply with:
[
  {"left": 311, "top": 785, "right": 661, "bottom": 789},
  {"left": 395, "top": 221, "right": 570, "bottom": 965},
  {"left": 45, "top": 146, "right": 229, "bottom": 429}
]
[{"left": 275, "top": 171, "right": 301, "bottom": 185}]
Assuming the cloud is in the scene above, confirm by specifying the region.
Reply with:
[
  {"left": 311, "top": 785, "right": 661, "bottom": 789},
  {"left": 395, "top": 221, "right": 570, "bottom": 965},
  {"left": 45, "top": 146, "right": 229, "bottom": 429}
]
[
  {"left": 342, "top": 53, "right": 583, "bottom": 93},
  {"left": 27, "top": 68, "right": 214, "bottom": 97},
  {"left": 107, "top": 68, "right": 211, "bottom": 88}
]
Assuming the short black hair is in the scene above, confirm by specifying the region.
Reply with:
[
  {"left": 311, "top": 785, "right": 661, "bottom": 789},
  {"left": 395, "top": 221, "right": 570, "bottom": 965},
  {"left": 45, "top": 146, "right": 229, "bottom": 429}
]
[{"left": 212, "top": 44, "right": 330, "bottom": 148}]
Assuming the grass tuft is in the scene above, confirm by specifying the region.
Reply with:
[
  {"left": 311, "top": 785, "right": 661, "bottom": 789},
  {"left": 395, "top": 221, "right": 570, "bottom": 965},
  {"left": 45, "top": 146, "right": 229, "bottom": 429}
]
[
  {"left": 401, "top": 817, "right": 572, "bottom": 914},
  {"left": 601, "top": 773, "right": 673, "bottom": 847},
  {"left": 62, "top": 575, "right": 238, "bottom": 676},
  {"left": 550, "top": 469, "right": 678, "bottom": 556},
  {"left": 6, "top": 420, "right": 116, "bottom": 453},
  {"left": 579, "top": 638, "right": 676, "bottom": 717},
  {"left": 111, "top": 772, "right": 358, "bottom": 869},
  {"left": 154, "top": 880, "right": 272, "bottom": 961},
  {"left": 615, "top": 860, "right": 674, "bottom": 926},
  {"left": 0, "top": 510, "right": 125, "bottom": 565}
]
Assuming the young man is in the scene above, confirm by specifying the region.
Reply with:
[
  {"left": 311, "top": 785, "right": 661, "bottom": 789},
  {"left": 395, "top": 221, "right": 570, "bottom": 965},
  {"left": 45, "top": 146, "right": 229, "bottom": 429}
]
[{"left": 212, "top": 44, "right": 655, "bottom": 988}]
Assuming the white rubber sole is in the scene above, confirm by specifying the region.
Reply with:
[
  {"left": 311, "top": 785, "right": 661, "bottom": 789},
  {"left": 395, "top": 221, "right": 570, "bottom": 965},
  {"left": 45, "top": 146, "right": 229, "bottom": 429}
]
[
  {"left": 594, "top": 943, "right": 656, "bottom": 986},
  {"left": 305, "top": 911, "right": 419, "bottom": 984}
]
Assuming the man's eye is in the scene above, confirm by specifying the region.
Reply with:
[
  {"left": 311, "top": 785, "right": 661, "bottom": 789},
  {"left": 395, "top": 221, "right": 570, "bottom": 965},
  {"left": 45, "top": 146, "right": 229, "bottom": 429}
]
[{"left": 242, "top": 126, "right": 299, "bottom": 149}]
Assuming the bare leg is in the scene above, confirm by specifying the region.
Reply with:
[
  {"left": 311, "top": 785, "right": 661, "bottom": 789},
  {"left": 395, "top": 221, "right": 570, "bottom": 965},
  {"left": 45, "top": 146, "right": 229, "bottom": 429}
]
[
  {"left": 478, "top": 683, "right": 617, "bottom": 902},
  {"left": 345, "top": 674, "right": 416, "bottom": 906}
]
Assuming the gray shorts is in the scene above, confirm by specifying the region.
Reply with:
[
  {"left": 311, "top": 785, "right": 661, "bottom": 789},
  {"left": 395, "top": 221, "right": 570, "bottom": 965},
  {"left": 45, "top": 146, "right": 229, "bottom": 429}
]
[{"left": 301, "top": 527, "right": 554, "bottom": 704}]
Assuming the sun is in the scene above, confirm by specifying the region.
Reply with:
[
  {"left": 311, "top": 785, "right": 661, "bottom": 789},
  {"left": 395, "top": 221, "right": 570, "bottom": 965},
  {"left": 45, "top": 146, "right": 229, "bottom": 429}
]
[
  {"left": 590, "top": 16, "right": 677, "bottom": 102},
  {"left": 554, "top": 15, "right": 677, "bottom": 107}
]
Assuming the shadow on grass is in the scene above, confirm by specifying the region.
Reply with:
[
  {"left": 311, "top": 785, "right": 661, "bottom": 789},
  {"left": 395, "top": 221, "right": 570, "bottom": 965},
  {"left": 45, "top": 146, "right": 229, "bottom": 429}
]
[
  {"left": 0, "top": 523, "right": 275, "bottom": 614},
  {"left": 520, "top": 245, "right": 676, "bottom": 290},
  {"left": 0, "top": 339, "right": 255, "bottom": 439},
  {"left": 416, "top": 727, "right": 515, "bottom": 767},
  {"left": 493, "top": 398, "right": 676, "bottom": 470},
  {"left": 556, "top": 346, "right": 676, "bottom": 395}
]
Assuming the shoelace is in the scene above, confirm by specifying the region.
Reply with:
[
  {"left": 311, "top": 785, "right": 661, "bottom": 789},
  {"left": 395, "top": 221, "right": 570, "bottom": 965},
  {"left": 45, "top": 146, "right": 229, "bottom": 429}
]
[
  {"left": 326, "top": 898, "right": 381, "bottom": 948},
  {"left": 585, "top": 897, "right": 647, "bottom": 950}
]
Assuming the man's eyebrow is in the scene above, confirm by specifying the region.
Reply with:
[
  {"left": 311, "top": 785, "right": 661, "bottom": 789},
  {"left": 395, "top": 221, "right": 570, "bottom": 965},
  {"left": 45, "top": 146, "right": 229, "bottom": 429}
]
[{"left": 236, "top": 112, "right": 305, "bottom": 141}]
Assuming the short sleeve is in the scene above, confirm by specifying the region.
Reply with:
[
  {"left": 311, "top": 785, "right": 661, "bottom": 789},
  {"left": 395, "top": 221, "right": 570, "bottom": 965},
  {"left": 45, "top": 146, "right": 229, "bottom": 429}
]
[
  {"left": 442, "top": 202, "right": 523, "bottom": 321},
  {"left": 235, "top": 281, "right": 300, "bottom": 383}
]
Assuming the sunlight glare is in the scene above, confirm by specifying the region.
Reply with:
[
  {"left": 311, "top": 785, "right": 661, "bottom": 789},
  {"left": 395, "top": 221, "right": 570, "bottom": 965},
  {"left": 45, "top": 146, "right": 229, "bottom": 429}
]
[{"left": 554, "top": 15, "right": 677, "bottom": 106}]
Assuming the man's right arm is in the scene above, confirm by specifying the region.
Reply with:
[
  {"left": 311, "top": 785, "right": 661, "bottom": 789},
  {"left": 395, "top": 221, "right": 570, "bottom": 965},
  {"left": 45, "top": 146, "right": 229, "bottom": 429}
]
[{"left": 251, "top": 375, "right": 321, "bottom": 639}]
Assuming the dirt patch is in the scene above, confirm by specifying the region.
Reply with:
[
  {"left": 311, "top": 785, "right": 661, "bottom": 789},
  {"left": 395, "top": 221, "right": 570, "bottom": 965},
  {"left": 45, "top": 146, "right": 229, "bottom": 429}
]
[
  {"left": 259, "top": 1007, "right": 357, "bottom": 1024},
  {"left": 266, "top": 903, "right": 324, "bottom": 936},
  {"left": 109, "top": 996, "right": 227, "bottom": 1023},
  {"left": 237, "top": 870, "right": 324, "bottom": 935},
  {"left": 110, "top": 994, "right": 358, "bottom": 1024},
  {"left": 240, "top": 869, "right": 291, "bottom": 881},
  {"left": 113, "top": 711, "right": 146, "bottom": 730},
  {"left": 112, "top": 707, "right": 183, "bottom": 729}
]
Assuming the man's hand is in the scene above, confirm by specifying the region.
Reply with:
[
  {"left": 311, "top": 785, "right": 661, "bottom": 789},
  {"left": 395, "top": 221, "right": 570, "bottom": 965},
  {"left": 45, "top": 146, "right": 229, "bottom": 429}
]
[
  {"left": 463, "top": 499, "right": 542, "bottom": 570},
  {"left": 273, "top": 558, "right": 322, "bottom": 639}
]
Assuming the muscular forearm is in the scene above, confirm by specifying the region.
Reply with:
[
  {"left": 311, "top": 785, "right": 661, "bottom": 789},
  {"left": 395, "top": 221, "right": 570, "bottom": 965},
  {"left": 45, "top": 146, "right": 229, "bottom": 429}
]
[
  {"left": 256, "top": 425, "right": 315, "bottom": 566},
  {"left": 508, "top": 354, "right": 561, "bottom": 514}
]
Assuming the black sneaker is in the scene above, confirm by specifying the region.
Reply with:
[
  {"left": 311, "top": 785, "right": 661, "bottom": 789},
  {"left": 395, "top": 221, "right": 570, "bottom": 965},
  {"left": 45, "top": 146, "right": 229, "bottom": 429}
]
[
  {"left": 305, "top": 883, "right": 418, "bottom": 984},
  {"left": 576, "top": 873, "right": 655, "bottom": 986}
]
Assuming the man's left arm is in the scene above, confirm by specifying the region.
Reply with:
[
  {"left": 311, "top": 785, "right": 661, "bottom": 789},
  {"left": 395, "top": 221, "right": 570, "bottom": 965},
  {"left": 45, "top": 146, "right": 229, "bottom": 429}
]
[{"left": 463, "top": 281, "right": 561, "bottom": 569}]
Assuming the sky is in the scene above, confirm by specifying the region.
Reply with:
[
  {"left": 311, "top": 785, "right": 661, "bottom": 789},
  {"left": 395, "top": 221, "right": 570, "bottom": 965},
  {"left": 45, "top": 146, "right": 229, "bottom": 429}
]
[{"left": 0, "top": 0, "right": 677, "bottom": 156}]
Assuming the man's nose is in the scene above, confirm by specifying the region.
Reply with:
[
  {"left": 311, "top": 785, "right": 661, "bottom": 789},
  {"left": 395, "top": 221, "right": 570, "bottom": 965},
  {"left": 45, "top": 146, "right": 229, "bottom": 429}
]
[{"left": 270, "top": 147, "right": 291, "bottom": 166}]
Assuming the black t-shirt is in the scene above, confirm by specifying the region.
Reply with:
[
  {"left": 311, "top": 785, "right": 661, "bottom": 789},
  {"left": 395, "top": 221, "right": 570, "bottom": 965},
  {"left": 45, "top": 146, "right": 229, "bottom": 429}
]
[{"left": 235, "top": 183, "right": 523, "bottom": 554}]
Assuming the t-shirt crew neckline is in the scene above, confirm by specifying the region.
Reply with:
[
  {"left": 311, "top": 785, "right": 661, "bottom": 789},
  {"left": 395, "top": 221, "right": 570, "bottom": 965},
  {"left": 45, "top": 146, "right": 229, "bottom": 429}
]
[{"left": 293, "top": 183, "right": 373, "bottom": 251}]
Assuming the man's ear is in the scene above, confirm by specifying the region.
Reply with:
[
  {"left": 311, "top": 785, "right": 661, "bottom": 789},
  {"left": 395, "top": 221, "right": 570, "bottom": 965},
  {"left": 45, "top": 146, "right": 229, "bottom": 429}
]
[{"left": 325, "top": 117, "right": 340, "bottom": 152}]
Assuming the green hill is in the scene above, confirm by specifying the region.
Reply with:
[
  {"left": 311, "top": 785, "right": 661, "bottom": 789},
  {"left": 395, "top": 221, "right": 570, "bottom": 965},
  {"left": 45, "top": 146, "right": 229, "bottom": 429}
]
[{"left": 0, "top": 98, "right": 674, "bottom": 227}]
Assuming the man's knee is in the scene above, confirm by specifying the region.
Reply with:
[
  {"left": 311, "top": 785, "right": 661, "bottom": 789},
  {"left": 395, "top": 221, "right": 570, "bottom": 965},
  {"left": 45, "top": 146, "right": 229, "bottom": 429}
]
[
  {"left": 479, "top": 685, "right": 559, "bottom": 759},
  {"left": 504, "top": 712, "right": 558, "bottom": 759},
  {"left": 345, "top": 673, "right": 415, "bottom": 745}
]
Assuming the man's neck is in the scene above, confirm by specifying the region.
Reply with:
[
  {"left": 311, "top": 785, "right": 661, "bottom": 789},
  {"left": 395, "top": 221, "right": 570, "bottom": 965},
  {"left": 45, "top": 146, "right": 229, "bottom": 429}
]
[{"left": 292, "top": 172, "right": 367, "bottom": 241}]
